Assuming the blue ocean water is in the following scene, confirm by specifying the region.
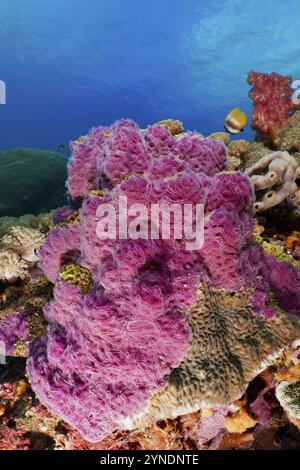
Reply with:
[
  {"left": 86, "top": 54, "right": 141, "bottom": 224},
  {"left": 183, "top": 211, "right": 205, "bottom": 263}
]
[{"left": 0, "top": 0, "right": 300, "bottom": 151}]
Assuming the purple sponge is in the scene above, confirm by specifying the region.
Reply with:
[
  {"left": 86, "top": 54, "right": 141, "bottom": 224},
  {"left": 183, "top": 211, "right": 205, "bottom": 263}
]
[{"left": 28, "top": 120, "right": 300, "bottom": 442}]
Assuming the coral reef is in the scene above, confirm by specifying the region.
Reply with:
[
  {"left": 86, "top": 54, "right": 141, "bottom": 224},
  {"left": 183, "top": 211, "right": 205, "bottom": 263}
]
[
  {"left": 155, "top": 119, "right": 184, "bottom": 136},
  {"left": 0, "top": 216, "right": 53, "bottom": 358},
  {"left": 275, "top": 347, "right": 300, "bottom": 426},
  {"left": 0, "top": 226, "right": 45, "bottom": 283},
  {"left": 186, "top": 408, "right": 229, "bottom": 450},
  {"left": 253, "top": 234, "right": 295, "bottom": 263},
  {"left": 0, "top": 226, "right": 45, "bottom": 263},
  {"left": 240, "top": 142, "right": 271, "bottom": 169},
  {"left": 52, "top": 206, "right": 74, "bottom": 225},
  {"left": 25, "top": 119, "right": 300, "bottom": 443},
  {"left": 0, "top": 212, "right": 53, "bottom": 237},
  {"left": 280, "top": 110, "right": 300, "bottom": 152},
  {"left": 2, "top": 70, "right": 300, "bottom": 449},
  {"left": 208, "top": 132, "right": 231, "bottom": 145},
  {"left": 0, "top": 148, "right": 68, "bottom": 217},
  {"left": 0, "top": 250, "right": 28, "bottom": 284},
  {"left": 67, "top": 128, "right": 108, "bottom": 199},
  {"left": 248, "top": 72, "right": 297, "bottom": 145},
  {"left": 227, "top": 139, "right": 250, "bottom": 165},
  {"left": 1, "top": 355, "right": 300, "bottom": 450},
  {"left": 126, "top": 285, "right": 298, "bottom": 429}
]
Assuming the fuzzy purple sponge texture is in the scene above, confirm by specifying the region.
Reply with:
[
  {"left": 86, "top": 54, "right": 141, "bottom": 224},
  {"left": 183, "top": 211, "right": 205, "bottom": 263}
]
[{"left": 27, "top": 120, "right": 300, "bottom": 442}]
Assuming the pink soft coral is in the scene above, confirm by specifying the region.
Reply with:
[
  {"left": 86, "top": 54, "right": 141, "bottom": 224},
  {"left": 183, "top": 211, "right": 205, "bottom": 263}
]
[{"left": 248, "top": 72, "right": 297, "bottom": 143}]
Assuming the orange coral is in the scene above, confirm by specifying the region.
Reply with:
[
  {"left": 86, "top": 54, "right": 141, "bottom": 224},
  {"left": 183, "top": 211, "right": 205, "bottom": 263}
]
[
  {"left": 225, "top": 408, "right": 256, "bottom": 434},
  {"left": 286, "top": 231, "right": 300, "bottom": 259}
]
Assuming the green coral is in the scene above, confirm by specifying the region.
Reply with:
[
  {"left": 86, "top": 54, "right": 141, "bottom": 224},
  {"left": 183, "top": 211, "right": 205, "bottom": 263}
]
[
  {"left": 58, "top": 263, "right": 93, "bottom": 294},
  {"left": 0, "top": 148, "right": 68, "bottom": 217},
  {"left": 253, "top": 234, "right": 295, "bottom": 263}
]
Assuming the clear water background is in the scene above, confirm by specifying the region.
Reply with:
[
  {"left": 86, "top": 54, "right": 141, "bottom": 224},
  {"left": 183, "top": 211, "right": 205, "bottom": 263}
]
[{"left": 0, "top": 0, "right": 300, "bottom": 151}]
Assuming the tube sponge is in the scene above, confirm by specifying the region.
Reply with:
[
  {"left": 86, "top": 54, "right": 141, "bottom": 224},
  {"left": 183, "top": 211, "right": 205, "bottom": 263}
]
[
  {"left": 245, "top": 151, "right": 300, "bottom": 214},
  {"left": 58, "top": 263, "right": 93, "bottom": 294}
]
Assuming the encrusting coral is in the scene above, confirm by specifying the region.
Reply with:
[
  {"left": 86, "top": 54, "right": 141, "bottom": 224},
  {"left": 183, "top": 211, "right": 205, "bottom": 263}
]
[
  {"left": 227, "top": 139, "right": 249, "bottom": 160},
  {"left": 0, "top": 212, "right": 53, "bottom": 237},
  {"left": 25, "top": 119, "right": 300, "bottom": 443},
  {"left": 253, "top": 234, "right": 295, "bottom": 264},
  {"left": 280, "top": 110, "right": 300, "bottom": 152},
  {"left": 58, "top": 263, "right": 93, "bottom": 294}
]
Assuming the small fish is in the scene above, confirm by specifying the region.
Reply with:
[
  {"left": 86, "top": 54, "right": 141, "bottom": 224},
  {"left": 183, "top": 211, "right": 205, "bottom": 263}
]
[{"left": 224, "top": 108, "right": 248, "bottom": 134}]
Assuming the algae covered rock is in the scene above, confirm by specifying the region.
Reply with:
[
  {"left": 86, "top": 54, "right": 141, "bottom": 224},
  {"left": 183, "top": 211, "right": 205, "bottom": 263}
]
[{"left": 0, "top": 148, "right": 68, "bottom": 216}]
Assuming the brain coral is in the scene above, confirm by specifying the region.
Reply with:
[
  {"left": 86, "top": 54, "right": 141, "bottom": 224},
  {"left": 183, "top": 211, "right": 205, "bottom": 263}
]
[
  {"left": 125, "top": 285, "right": 298, "bottom": 429},
  {"left": 27, "top": 119, "right": 300, "bottom": 442},
  {"left": 0, "top": 148, "right": 68, "bottom": 217}
]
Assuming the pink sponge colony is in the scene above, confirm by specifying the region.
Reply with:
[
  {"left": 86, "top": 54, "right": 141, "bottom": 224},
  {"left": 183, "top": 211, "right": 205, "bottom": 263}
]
[{"left": 27, "top": 120, "right": 300, "bottom": 442}]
